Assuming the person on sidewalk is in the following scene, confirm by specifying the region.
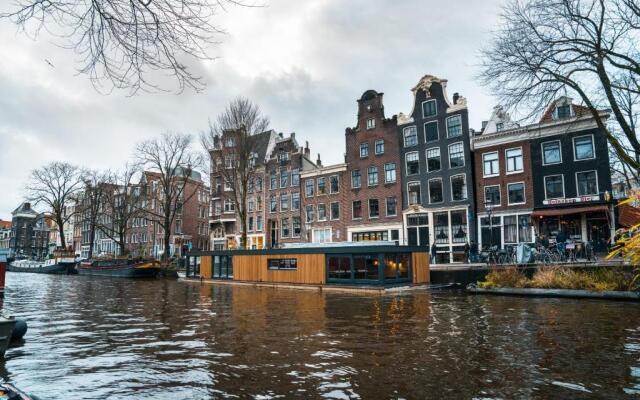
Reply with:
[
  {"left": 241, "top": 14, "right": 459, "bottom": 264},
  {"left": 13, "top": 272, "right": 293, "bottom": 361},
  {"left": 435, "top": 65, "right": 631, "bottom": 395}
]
[{"left": 430, "top": 242, "right": 438, "bottom": 264}]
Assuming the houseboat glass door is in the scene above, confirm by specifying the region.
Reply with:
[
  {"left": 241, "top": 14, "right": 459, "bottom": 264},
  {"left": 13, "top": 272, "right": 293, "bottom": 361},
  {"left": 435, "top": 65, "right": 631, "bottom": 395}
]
[{"left": 213, "top": 255, "right": 233, "bottom": 279}]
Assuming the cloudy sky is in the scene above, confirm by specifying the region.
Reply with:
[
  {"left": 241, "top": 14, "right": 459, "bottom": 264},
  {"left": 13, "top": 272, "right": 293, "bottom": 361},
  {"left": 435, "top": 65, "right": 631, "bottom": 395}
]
[{"left": 0, "top": 0, "right": 503, "bottom": 220}]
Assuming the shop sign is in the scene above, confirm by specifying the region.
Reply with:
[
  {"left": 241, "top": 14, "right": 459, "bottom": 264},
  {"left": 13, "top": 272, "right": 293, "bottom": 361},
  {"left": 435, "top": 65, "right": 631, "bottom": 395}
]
[{"left": 543, "top": 195, "right": 600, "bottom": 205}]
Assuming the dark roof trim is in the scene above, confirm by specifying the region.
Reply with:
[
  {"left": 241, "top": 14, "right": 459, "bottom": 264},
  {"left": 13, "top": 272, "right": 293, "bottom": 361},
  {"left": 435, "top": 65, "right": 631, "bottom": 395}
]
[{"left": 187, "top": 245, "right": 428, "bottom": 257}]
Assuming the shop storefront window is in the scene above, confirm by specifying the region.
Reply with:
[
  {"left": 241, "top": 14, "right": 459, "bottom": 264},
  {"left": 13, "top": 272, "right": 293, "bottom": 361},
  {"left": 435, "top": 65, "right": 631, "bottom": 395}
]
[
  {"left": 434, "top": 212, "right": 449, "bottom": 244},
  {"left": 518, "top": 215, "right": 532, "bottom": 242},
  {"left": 504, "top": 215, "right": 517, "bottom": 244},
  {"left": 451, "top": 210, "right": 467, "bottom": 243}
]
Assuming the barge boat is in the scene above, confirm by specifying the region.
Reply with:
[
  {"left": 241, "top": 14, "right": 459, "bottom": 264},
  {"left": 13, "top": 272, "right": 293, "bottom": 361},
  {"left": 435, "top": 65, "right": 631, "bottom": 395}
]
[{"left": 77, "top": 258, "right": 161, "bottom": 278}]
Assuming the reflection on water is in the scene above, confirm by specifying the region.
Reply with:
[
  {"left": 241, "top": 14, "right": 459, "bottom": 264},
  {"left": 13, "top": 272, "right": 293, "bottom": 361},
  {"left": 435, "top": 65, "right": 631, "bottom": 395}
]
[{"left": 0, "top": 273, "right": 639, "bottom": 399}]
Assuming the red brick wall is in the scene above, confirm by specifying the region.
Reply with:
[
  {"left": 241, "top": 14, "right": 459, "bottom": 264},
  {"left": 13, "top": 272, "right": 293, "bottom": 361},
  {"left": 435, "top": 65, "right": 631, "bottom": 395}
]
[{"left": 301, "top": 168, "right": 349, "bottom": 242}]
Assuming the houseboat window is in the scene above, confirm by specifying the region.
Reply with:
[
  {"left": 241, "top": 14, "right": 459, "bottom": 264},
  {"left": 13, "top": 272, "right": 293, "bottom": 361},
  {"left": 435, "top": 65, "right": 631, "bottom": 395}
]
[
  {"left": 506, "top": 148, "right": 523, "bottom": 173},
  {"left": 451, "top": 175, "right": 467, "bottom": 201},
  {"left": 446, "top": 115, "right": 462, "bottom": 137},
  {"left": 577, "top": 171, "right": 598, "bottom": 196},
  {"left": 268, "top": 258, "right": 298, "bottom": 270},
  {"left": 403, "top": 126, "right": 418, "bottom": 147},
  {"left": 354, "top": 254, "right": 379, "bottom": 280},
  {"left": 384, "top": 253, "right": 411, "bottom": 280},
  {"left": 424, "top": 121, "right": 439, "bottom": 142},
  {"left": 328, "top": 256, "right": 351, "bottom": 280},
  {"left": 213, "top": 255, "right": 233, "bottom": 279},
  {"left": 451, "top": 210, "right": 467, "bottom": 243},
  {"left": 426, "top": 147, "right": 441, "bottom": 172},
  {"left": 542, "top": 141, "right": 562, "bottom": 165},
  {"left": 508, "top": 182, "right": 525, "bottom": 205},
  {"left": 351, "top": 170, "right": 361, "bottom": 189},
  {"left": 544, "top": 175, "right": 565, "bottom": 199},
  {"left": 574, "top": 135, "right": 594, "bottom": 160},
  {"left": 448, "top": 142, "right": 465, "bottom": 168}
]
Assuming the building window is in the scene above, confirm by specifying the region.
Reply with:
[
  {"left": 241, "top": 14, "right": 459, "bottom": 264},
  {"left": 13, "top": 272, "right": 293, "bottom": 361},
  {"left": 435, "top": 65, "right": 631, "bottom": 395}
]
[
  {"left": 507, "top": 182, "right": 525, "bottom": 204},
  {"left": 369, "top": 199, "right": 379, "bottom": 218},
  {"left": 305, "top": 205, "right": 314, "bottom": 223},
  {"left": 280, "top": 169, "right": 289, "bottom": 188},
  {"left": 434, "top": 212, "right": 449, "bottom": 244},
  {"left": 292, "top": 217, "right": 301, "bottom": 237},
  {"left": 429, "top": 179, "right": 443, "bottom": 203},
  {"left": 270, "top": 172, "right": 277, "bottom": 190},
  {"left": 483, "top": 152, "right": 499, "bottom": 177},
  {"left": 484, "top": 185, "right": 501, "bottom": 206},
  {"left": 330, "top": 175, "right": 339, "bottom": 193},
  {"left": 352, "top": 200, "right": 362, "bottom": 219},
  {"left": 291, "top": 169, "right": 300, "bottom": 186},
  {"left": 504, "top": 215, "right": 517, "bottom": 244},
  {"left": 424, "top": 121, "right": 439, "bottom": 142},
  {"left": 224, "top": 155, "right": 236, "bottom": 169},
  {"left": 451, "top": 210, "right": 467, "bottom": 243},
  {"left": 317, "top": 204, "right": 327, "bottom": 221},
  {"left": 403, "top": 126, "right": 418, "bottom": 147},
  {"left": 224, "top": 199, "right": 235, "bottom": 212},
  {"left": 291, "top": 192, "right": 300, "bottom": 210},
  {"left": 281, "top": 218, "right": 290, "bottom": 238},
  {"left": 496, "top": 122, "right": 504, "bottom": 132},
  {"left": 506, "top": 147, "right": 523, "bottom": 173},
  {"left": 544, "top": 175, "right": 565, "bottom": 199},
  {"left": 351, "top": 231, "right": 389, "bottom": 241},
  {"left": 556, "top": 104, "right": 571, "bottom": 119},
  {"left": 270, "top": 195, "right": 278, "bottom": 213},
  {"left": 317, "top": 177, "right": 327, "bottom": 195},
  {"left": 542, "top": 141, "right": 562, "bottom": 165},
  {"left": 577, "top": 171, "right": 598, "bottom": 196},
  {"left": 446, "top": 114, "right": 462, "bottom": 137},
  {"left": 422, "top": 99, "right": 437, "bottom": 118},
  {"left": 519, "top": 215, "right": 531, "bottom": 242},
  {"left": 574, "top": 135, "right": 595, "bottom": 160},
  {"left": 367, "top": 166, "right": 378, "bottom": 186},
  {"left": 278, "top": 151, "right": 290, "bottom": 163},
  {"left": 386, "top": 197, "right": 397, "bottom": 217},
  {"left": 360, "top": 143, "right": 369, "bottom": 158},
  {"left": 268, "top": 258, "right": 297, "bottom": 270},
  {"left": 351, "top": 170, "right": 361, "bottom": 189},
  {"left": 366, "top": 118, "right": 375, "bottom": 130},
  {"left": 313, "top": 228, "right": 332, "bottom": 243},
  {"left": 375, "top": 139, "right": 384, "bottom": 155},
  {"left": 330, "top": 202, "right": 340, "bottom": 220},
  {"left": 305, "top": 179, "right": 314, "bottom": 197},
  {"left": 280, "top": 193, "right": 290, "bottom": 210},
  {"left": 384, "top": 163, "right": 396, "bottom": 183},
  {"left": 448, "top": 142, "right": 465, "bottom": 168},
  {"left": 408, "top": 182, "right": 421, "bottom": 205},
  {"left": 406, "top": 152, "right": 420, "bottom": 175},
  {"left": 451, "top": 174, "right": 467, "bottom": 201},
  {"left": 248, "top": 196, "right": 255, "bottom": 212},
  {"left": 426, "top": 147, "right": 441, "bottom": 172}
]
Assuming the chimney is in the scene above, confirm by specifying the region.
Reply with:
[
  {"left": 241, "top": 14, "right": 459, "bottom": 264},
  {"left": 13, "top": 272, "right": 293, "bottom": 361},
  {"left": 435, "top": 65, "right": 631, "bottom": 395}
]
[
  {"left": 316, "top": 153, "right": 322, "bottom": 168},
  {"left": 291, "top": 132, "right": 295, "bottom": 140},
  {"left": 304, "top": 141, "right": 310, "bottom": 158},
  {"left": 278, "top": 132, "right": 284, "bottom": 139},
  {"left": 453, "top": 92, "right": 460, "bottom": 104}
]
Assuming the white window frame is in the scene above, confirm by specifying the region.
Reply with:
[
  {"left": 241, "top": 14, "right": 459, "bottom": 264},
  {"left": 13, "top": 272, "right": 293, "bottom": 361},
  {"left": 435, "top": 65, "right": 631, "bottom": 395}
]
[
  {"left": 384, "top": 162, "right": 396, "bottom": 184},
  {"left": 405, "top": 151, "right": 420, "bottom": 176},
  {"left": 360, "top": 142, "right": 369, "bottom": 158},
  {"left": 505, "top": 147, "right": 523, "bottom": 174},
  {"left": 572, "top": 134, "right": 595, "bottom": 161},
  {"left": 482, "top": 151, "right": 500, "bottom": 178},
  {"left": 541, "top": 140, "right": 562, "bottom": 166},
  {"left": 448, "top": 142, "right": 465, "bottom": 169},
  {"left": 507, "top": 181, "right": 526, "bottom": 206},
  {"left": 450, "top": 174, "right": 467, "bottom": 202},
  {"left": 428, "top": 178, "right": 444, "bottom": 204},
  {"left": 385, "top": 196, "right": 397, "bottom": 217},
  {"left": 352, "top": 200, "right": 363, "bottom": 220},
  {"left": 375, "top": 139, "right": 384, "bottom": 155},
  {"left": 366, "top": 118, "right": 375, "bottom": 130},
  {"left": 426, "top": 147, "right": 441, "bottom": 173},
  {"left": 368, "top": 198, "right": 380, "bottom": 219},
  {"left": 446, "top": 114, "right": 462, "bottom": 138},
  {"left": 424, "top": 121, "right": 439, "bottom": 143},
  {"left": 317, "top": 203, "right": 327, "bottom": 221},
  {"left": 422, "top": 99, "right": 437, "bottom": 118},
  {"left": 575, "top": 170, "right": 599, "bottom": 196},
  {"left": 407, "top": 181, "right": 421, "bottom": 205},
  {"left": 403, "top": 126, "right": 418, "bottom": 147},
  {"left": 544, "top": 174, "right": 565, "bottom": 200},
  {"left": 330, "top": 201, "right": 340, "bottom": 220},
  {"left": 484, "top": 184, "right": 501, "bottom": 207}
]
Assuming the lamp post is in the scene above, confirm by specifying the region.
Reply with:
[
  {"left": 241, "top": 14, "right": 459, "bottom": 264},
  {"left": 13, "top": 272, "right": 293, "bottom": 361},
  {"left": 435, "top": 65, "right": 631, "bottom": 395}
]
[{"left": 485, "top": 200, "right": 495, "bottom": 250}]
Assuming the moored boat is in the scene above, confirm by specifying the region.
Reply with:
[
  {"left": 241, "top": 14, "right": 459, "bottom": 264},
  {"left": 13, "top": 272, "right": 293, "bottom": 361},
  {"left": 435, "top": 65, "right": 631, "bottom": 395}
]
[
  {"left": 0, "top": 315, "right": 16, "bottom": 357},
  {"left": 76, "top": 258, "right": 161, "bottom": 278},
  {"left": 0, "top": 383, "right": 38, "bottom": 400},
  {"left": 7, "top": 250, "right": 77, "bottom": 275}
]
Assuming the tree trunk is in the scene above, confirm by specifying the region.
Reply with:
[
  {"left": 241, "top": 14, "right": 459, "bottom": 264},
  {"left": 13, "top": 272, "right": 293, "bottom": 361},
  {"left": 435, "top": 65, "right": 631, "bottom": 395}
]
[
  {"left": 57, "top": 216, "right": 66, "bottom": 249},
  {"left": 88, "top": 223, "right": 96, "bottom": 259}
]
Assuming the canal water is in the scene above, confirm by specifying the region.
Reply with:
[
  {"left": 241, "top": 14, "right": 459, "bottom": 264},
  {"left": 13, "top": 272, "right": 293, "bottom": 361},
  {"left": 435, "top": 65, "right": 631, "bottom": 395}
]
[{"left": 1, "top": 273, "right": 639, "bottom": 399}]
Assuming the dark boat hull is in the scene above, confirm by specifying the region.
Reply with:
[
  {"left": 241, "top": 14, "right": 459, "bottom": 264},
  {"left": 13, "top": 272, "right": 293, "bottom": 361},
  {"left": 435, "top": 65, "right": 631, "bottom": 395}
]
[
  {"left": 7, "top": 262, "right": 77, "bottom": 275},
  {"left": 77, "top": 262, "right": 160, "bottom": 278}
]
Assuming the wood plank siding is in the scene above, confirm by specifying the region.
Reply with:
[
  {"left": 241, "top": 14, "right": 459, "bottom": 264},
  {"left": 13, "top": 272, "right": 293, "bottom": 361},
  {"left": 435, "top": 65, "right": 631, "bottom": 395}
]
[
  {"left": 200, "top": 256, "right": 213, "bottom": 279},
  {"left": 233, "top": 253, "right": 326, "bottom": 285},
  {"left": 412, "top": 252, "right": 430, "bottom": 284}
]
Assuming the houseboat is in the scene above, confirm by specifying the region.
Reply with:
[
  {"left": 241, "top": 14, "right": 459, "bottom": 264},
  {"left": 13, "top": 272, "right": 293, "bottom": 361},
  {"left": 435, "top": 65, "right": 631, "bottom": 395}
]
[
  {"left": 185, "top": 242, "right": 430, "bottom": 287},
  {"left": 7, "top": 250, "right": 77, "bottom": 274},
  {"left": 77, "top": 258, "right": 161, "bottom": 278}
]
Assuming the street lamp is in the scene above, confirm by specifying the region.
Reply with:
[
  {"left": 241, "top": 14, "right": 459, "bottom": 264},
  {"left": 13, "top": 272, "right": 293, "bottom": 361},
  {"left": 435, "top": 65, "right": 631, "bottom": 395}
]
[{"left": 485, "top": 200, "right": 495, "bottom": 250}]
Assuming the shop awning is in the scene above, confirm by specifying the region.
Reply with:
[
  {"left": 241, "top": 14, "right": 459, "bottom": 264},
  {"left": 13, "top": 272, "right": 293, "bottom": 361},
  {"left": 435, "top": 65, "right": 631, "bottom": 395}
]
[{"left": 532, "top": 204, "right": 610, "bottom": 218}]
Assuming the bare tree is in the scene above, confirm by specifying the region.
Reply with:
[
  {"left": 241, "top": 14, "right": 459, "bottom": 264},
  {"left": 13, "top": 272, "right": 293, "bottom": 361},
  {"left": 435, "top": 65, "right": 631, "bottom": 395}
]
[
  {"left": 78, "top": 169, "right": 111, "bottom": 259},
  {"left": 25, "top": 161, "right": 83, "bottom": 248},
  {"left": 136, "top": 132, "right": 202, "bottom": 261},
  {"left": 0, "top": 0, "right": 256, "bottom": 94},
  {"left": 98, "top": 165, "right": 145, "bottom": 256},
  {"left": 479, "top": 0, "right": 640, "bottom": 172},
  {"left": 201, "top": 97, "right": 269, "bottom": 249}
]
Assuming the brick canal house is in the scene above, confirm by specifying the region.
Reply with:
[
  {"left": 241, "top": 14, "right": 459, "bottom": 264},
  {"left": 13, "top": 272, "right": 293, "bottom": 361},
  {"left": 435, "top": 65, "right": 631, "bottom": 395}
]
[
  {"left": 344, "top": 90, "right": 404, "bottom": 244},
  {"left": 398, "top": 75, "right": 475, "bottom": 263},
  {"left": 8, "top": 202, "right": 51, "bottom": 260},
  {"left": 471, "top": 106, "right": 535, "bottom": 250}
]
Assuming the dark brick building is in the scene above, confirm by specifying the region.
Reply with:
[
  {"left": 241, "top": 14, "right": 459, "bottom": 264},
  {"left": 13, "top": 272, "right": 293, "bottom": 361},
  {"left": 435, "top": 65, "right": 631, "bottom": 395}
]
[{"left": 9, "top": 202, "right": 50, "bottom": 260}]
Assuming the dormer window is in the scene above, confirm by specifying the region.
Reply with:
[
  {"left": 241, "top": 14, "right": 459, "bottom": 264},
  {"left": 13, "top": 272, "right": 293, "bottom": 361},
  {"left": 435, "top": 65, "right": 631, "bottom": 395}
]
[
  {"left": 366, "top": 118, "right": 375, "bottom": 130},
  {"left": 556, "top": 104, "right": 571, "bottom": 119},
  {"left": 224, "top": 138, "right": 235, "bottom": 147},
  {"left": 496, "top": 122, "right": 504, "bottom": 132}
]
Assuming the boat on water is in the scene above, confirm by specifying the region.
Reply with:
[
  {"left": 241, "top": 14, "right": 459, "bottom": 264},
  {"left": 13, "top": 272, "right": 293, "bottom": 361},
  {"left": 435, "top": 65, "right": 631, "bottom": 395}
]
[
  {"left": 0, "top": 315, "right": 15, "bottom": 357},
  {"left": 77, "top": 258, "right": 161, "bottom": 278},
  {"left": 7, "top": 250, "right": 77, "bottom": 275},
  {"left": 0, "top": 383, "right": 38, "bottom": 400}
]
